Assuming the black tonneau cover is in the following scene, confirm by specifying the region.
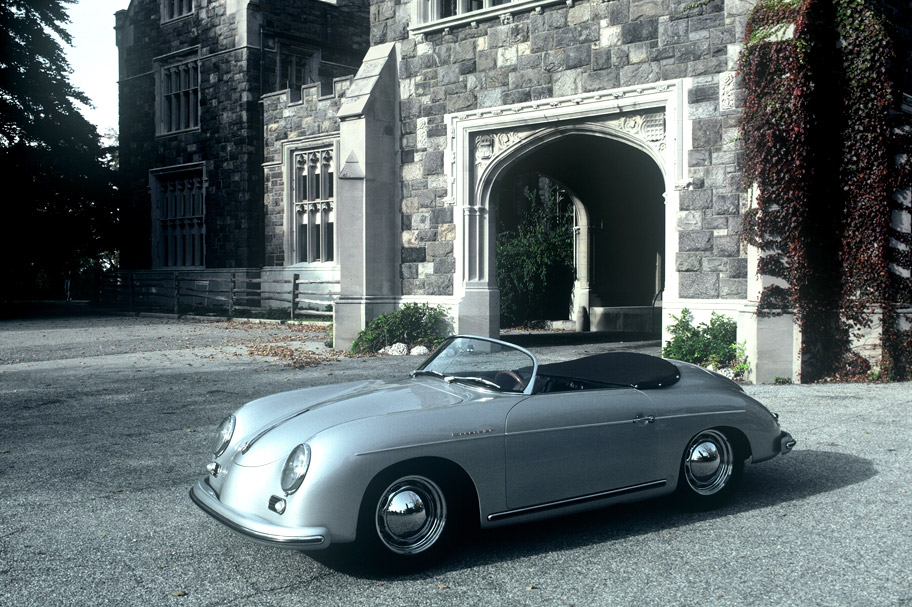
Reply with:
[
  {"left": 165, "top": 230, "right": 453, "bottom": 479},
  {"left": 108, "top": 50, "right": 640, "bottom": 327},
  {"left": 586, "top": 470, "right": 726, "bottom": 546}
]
[{"left": 536, "top": 352, "right": 681, "bottom": 390}]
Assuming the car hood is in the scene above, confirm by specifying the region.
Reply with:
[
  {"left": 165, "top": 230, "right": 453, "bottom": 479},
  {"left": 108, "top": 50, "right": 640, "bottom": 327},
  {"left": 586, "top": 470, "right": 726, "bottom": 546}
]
[{"left": 232, "top": 378, "right": 464, "bottom": 466}]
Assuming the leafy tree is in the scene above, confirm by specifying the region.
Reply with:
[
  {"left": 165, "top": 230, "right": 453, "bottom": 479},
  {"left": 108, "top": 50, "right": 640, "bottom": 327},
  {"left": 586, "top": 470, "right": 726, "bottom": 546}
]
[
  {"left": 497, "top": 185, "right": 575, "bottom": 327},
  {"left": 1, "top": 0, "right": 119, "bottom": 299}
]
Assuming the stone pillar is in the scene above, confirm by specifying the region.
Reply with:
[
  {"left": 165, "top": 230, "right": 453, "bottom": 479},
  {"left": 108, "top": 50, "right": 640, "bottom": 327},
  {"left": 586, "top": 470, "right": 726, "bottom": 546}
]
[
  {"left": 333, "top": 43, "right": 401, "bottom": 349},
  {"left": 739, "top": 242, "right": 802, "bottom": 383}
]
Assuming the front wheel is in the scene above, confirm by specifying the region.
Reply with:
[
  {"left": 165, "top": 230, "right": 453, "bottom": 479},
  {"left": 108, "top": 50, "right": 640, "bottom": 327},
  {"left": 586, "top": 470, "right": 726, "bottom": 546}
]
[
  {"left": 375, "top": 475, "right": 447, "bottom": 555},
  {"left": 677, "top": 429, "right": 743, "bottom": 509},
  {"left": 358, "top": 470, "right": 459, "bottom": 568}
]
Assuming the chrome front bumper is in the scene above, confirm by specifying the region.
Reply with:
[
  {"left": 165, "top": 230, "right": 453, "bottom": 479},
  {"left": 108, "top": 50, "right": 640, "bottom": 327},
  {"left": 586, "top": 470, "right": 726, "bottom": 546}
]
[{"left": 190, "top": 478, "right": 329, "bottom": 549}]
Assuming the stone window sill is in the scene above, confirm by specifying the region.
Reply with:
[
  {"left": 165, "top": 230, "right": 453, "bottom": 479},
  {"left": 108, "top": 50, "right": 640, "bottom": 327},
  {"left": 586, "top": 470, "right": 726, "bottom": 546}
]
[{"left": 410, "top": 0, "right": 569, "bottom": 36}]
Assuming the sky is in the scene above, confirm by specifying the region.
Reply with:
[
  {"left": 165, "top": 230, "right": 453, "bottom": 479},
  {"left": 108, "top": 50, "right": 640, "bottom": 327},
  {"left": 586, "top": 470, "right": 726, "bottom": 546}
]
[{"left": 65, "top": 0, "right": 130, "bottom": 138}]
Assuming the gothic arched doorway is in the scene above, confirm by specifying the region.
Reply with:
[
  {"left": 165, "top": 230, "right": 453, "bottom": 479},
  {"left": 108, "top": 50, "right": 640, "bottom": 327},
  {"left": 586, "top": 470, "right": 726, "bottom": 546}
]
[{"left": 487, "top": 132, "right": 666, "bottom": 334}]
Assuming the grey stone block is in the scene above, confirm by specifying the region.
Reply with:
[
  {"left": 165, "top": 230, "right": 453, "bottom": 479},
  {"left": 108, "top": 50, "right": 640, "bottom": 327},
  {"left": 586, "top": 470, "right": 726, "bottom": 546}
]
[
  {"left": 423, "top": 150, "right": 444, "bottom": 175},
  {"left": 677, "top": 210, "right": 703, "bottom": 230},
  {"left": 729, "top": 257, "right": 748, "bottom": 278},
  {"left": 688, "top": 83, "right": 718, "bottom": 104},
  {"left": 630, "top": 0, "right": 669, "bottom": 21},
  {"left": 679, "top": 272, "right": 719, "bottom": 298},
  {"left": 702, "top": 257, "right": 728, "bottom": 273},
  {"left": 692, "top": 117, "right": 722, "bottom": 148},
  {"left": 592, "top": 47, "right": 613, "bottom": 70},
  {"left": 401, "top": 247, "right": 426, "bottom": 263},
  {"left": 713, "top": 193, "right": 740, "bottom": 215},
  {"left": 620, "top": 62, "right": 661, "bottom": 85},
  {"left": 676, "top": 252, "right": 703, "bottom": 272},
  {"left": 679, "top": 188, "right": 712, "bottom": 210},
  {"left": 720, "top": 277, "right": 747, "bottom": 298},
  {"left": 622, "top": 18, "right": 659, "bottom": 44},
  {"left": 434, "top": 257, "right": 456, "bottom": 274},
  {"left": 679, "top": 230, "right": 714, "bottom": 251},
  {"left": 713, "top": 234, "right": 741, "bottom": 257}
]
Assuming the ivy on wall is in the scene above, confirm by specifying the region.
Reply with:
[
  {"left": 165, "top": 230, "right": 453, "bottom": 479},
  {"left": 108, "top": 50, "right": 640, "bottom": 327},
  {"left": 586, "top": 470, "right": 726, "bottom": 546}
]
[{"left": 740, "top": 0, "right": 912, "bottom": 381}]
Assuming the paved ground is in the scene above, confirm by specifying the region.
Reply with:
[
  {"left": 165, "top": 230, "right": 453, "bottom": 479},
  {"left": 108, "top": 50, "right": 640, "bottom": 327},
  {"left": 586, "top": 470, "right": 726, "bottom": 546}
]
[{"left": 0, "top": 310, "right": 910, "bottom": 606}]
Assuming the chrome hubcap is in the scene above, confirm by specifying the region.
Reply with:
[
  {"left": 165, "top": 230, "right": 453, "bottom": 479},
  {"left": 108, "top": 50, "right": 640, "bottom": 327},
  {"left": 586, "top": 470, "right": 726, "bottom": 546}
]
[
  {"left": 684, "top": 430, "right": 733, "bottom": 496},
  {"left": 376, "top": 476, "right": 446, "bottom": 555}
]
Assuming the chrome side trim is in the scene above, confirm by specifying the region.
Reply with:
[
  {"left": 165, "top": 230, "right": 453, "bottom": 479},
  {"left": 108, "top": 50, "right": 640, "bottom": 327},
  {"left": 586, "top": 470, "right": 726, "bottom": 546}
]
[
  {"left": 654, "top": 410, "right": 746, "bottom": 422},
  {"left": 355, "top": 431, "right": 504, "bottom": 457},
  {"left": 487, "top": 480, "right": 667, "bottom": 522},
  {"left": 506, "top": 418, "right": 638, "bottom": 438}
]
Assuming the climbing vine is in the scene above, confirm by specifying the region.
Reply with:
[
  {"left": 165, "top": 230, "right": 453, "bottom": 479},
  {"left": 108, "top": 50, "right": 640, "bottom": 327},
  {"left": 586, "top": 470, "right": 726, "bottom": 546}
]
[{"left": 740, "top": 0, "right": 912, "bottom": 381}]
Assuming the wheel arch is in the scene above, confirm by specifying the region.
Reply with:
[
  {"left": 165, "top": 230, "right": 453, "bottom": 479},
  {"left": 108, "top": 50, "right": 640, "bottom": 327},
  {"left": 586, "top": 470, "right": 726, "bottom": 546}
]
[
  {"left": 359, "top": 456, "right": 482, "bottom": 532},
  {"left": 714, "top": 425, "right": 752, "bottom": 461}
]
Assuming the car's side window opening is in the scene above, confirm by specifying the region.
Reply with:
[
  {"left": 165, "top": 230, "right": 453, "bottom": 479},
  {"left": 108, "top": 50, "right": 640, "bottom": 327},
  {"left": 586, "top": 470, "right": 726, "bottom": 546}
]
[{"left": 533, "top": 375, "right": 623, "bottom": 394}]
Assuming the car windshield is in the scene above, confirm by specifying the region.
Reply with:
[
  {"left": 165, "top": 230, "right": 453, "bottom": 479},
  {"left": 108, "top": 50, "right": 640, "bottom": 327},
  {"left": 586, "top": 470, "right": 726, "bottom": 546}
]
[{"left": 413, "top": 336, "right": 537, "bottom": 393}]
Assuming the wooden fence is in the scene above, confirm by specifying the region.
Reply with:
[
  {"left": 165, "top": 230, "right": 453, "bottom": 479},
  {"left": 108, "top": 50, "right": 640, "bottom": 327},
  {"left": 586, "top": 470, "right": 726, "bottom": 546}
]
[{"left": 100, "top": 271, "right": 336, "bottom": 320}]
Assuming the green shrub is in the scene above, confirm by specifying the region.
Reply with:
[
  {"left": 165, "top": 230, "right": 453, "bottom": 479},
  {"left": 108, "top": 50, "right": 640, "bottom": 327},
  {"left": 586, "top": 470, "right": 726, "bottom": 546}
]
[
  {"left": 350, "top": 303, "right": 449, "bottom": 354},
  {"left": 663, "top": 308, "right": 742, "bottom": 371},
  {"left": 497, "top": 185, "right": 574, "bottom": 327}
]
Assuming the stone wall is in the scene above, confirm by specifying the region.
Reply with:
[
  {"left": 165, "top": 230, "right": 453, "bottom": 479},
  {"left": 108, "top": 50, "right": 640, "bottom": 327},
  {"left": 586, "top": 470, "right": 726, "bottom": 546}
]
[
  {"left": 118, "top": 0, "right": 264, "bottom": 269},
  {"left": 368, "top": 0, "right": 756, "bottom": 301},
  {"left": 117, "top": 0, "right": 368, "bottom": 271}
]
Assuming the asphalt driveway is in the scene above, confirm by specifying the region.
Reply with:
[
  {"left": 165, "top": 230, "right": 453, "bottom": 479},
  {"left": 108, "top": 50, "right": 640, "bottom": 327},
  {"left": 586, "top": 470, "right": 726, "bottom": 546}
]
[{"left": 0, "top": 312, "right": 909, "bottom": 606}]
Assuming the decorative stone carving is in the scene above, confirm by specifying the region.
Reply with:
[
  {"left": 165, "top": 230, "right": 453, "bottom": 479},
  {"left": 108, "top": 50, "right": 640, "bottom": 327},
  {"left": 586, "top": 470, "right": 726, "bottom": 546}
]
[
  {"left": 500, "top": 13, "right": 513, "bottom": 24},
  {"left": 640, "top": 113, "right": 665, "bottom": 142},
  {"left": 472, "top": 111, "right": 666, "bottom": 173},
  {"left": 417, "top": 117, "right": 429, "bottom": 149},
  {"left": 720, "top": 71, "right": 737, "bottom": 112},
  {"left": 474, "top": 130, "right": 530, "bottom": 168}
]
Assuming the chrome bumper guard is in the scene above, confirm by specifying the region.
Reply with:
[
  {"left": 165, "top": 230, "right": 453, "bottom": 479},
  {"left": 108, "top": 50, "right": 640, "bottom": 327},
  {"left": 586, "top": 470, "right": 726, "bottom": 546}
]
[
  {"left": 779, "top": 432, "right": 796, "bottom": 455},
  {"left": 190, "top": 478, "right": 329, "bottom": 549}
]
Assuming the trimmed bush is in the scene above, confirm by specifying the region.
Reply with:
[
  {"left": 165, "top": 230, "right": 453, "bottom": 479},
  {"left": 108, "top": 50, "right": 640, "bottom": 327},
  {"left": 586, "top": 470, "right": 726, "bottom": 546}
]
[
  {"left": 350, "top": 303, "right": 449, "bottom": 355},
  {"left": 663, "top": 309, "right": 741, "bottom": 370}
]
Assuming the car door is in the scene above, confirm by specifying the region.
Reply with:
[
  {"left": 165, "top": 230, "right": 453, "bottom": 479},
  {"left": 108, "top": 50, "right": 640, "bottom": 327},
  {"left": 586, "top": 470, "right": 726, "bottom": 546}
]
[{"left": 503, "top": 387, "right": 660, "bottom": 510}]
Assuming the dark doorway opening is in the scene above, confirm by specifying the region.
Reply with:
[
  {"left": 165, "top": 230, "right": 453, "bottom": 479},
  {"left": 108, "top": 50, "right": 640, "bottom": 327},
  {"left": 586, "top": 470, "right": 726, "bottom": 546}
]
[{"left": 491, "top": 133, "right": 665, "bottom": 334}]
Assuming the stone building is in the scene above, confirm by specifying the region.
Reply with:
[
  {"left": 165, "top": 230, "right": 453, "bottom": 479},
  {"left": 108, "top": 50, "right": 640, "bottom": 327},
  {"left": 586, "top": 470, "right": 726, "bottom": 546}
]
[
  {"left": 117, "top": 0, "right": 911, "bottom": 382},
  {"left": 115, "top": 0, "right": 369, "bottom": 272}
]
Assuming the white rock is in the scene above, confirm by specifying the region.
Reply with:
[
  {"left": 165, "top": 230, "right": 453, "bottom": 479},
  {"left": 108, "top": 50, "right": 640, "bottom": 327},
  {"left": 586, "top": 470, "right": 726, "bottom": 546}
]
[
  {"left": 410, "top": 345, "right": 430, "bottom": 356},
  {"left": 384, "top": 342, "right": 409, "bottom": 356}
]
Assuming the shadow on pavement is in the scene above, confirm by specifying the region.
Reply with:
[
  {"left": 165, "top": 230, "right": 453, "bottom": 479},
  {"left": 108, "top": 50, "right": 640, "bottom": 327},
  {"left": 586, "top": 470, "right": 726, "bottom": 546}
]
[
  {"left": 0, "top": 300, "right": 98, "bottom": 320},
  {"left": 310, "top": 449, "right": 875, "bottom": 578}
]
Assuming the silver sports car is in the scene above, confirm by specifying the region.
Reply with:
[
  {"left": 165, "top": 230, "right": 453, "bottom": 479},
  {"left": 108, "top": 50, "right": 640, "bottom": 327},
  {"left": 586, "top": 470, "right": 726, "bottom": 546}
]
[{"left": 191, "top": 335, "right": 795, "bottom": 564}]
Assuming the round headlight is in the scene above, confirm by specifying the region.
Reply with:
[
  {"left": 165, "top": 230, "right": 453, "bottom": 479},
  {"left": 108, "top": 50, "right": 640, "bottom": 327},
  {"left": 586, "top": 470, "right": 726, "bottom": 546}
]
[
  {"left": 281, "top": 444, "right": 311, "bottom": 495},
  {"left": 213, "top": 415, "right": 236, "bottom": 457}
]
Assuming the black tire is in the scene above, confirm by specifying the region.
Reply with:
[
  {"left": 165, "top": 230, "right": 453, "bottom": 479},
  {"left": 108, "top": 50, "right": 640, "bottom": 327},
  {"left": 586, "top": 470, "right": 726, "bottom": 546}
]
[
  {"left": 677, "top": 429, "right": 744, "bottom": 510},
  {"left": 358, "top": 467, "right": 459, "bottom": 568}
]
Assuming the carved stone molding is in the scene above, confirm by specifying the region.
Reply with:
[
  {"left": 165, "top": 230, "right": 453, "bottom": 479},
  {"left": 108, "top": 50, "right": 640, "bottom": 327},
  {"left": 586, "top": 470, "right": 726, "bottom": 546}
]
[
  {"left": 295, "top": 200, "right": 333, "bottom": 212},
  {"left": 473, "top": 130, "right": 533, "bottom": 169},
  {"left": 471, "top": 111, "right": 666, "bottom": 174},
  {"left": 720, "top": 71, "right": 737, "bottom": 112}
]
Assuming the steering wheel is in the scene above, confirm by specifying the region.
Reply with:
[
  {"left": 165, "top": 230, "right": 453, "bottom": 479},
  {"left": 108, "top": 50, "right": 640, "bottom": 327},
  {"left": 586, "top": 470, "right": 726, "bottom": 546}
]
[{"left": 494, "top": 369, "right": 526, "bottom": 391}]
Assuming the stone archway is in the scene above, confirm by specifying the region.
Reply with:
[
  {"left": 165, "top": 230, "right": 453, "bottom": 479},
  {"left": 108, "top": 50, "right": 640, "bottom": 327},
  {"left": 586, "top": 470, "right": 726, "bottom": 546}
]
[
  {"left": 487, "top": 134, "right": 666, "bottom": 332},
  {"left": 444, "top": 85, "right": 682, "bottom": 338},
  {"left": 457, "top": 117, "right": 667, "bottom": 336}
]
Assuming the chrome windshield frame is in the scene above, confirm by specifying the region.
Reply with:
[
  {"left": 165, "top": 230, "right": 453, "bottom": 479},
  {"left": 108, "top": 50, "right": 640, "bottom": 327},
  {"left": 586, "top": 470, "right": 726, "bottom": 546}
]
[{"left": 414, "top": 334, "right": 539, "bottom": 395}]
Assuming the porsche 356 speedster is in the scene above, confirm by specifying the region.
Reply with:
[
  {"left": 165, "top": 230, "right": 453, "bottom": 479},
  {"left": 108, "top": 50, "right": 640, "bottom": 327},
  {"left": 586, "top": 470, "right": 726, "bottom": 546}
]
[{"left": 191, "top": 335, "right": 794, "bottom": 564}]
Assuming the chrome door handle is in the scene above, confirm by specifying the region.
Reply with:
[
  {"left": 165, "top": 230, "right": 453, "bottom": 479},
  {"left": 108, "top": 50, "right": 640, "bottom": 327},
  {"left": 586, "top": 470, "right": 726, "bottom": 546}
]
[{"left": 633, "top": 415, "right": 655, "bottom": 425}]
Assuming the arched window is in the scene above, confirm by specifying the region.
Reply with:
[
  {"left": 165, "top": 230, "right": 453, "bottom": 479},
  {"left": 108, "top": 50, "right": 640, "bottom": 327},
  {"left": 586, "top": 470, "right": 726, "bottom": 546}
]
[{"left": 293, "top": 149, "right": 335, "bottom": 263}]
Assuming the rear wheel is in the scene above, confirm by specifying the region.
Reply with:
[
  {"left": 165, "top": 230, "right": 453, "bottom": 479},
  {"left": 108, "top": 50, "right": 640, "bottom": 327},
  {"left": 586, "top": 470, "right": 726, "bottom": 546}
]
[{"left": 677, "top": 429, "right": 743, "bottom": 509}]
